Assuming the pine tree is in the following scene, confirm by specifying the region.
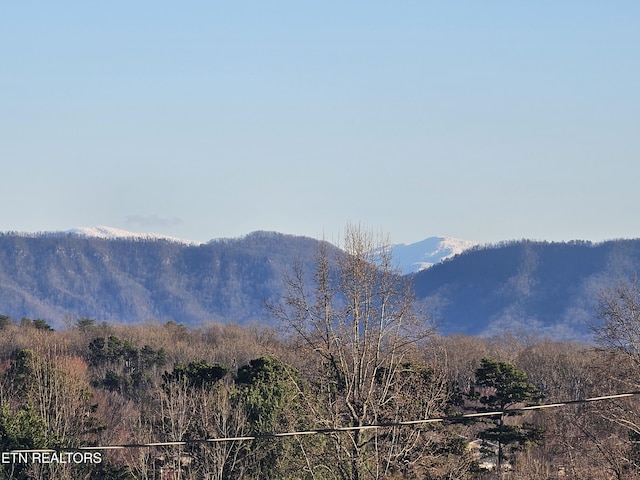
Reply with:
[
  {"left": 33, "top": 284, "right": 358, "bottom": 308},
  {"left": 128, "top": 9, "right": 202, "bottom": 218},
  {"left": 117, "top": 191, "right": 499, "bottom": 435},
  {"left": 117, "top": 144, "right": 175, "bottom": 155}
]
[{"left": 471, "top": 358, "right": 543, "bottom": 471}]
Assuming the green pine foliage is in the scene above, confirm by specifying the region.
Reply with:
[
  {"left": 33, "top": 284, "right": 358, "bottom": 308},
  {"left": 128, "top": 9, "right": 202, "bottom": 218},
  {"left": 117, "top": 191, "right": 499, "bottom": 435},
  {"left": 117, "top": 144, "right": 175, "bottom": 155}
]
[{"left": 470, "top": 358, "right": 543, "bottom": 470}]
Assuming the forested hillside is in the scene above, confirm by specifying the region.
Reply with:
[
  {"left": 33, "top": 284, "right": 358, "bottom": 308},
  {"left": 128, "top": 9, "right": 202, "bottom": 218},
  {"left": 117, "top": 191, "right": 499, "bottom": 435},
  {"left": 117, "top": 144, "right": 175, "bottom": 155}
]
[
  {"left": 2, "top": 286, "right": 640, "bottom": 478},
  {"left": 2, "top": 232, "right": 640, "bottom": 340},
  {"left": 414, "top": 239, "right": 640, "bottom": 339},
  {"left": 0, "top": 231, "right": 328, "bottom": 327},
  {"left": 2, "top": 226, "right": 640, "bottom": 479}
]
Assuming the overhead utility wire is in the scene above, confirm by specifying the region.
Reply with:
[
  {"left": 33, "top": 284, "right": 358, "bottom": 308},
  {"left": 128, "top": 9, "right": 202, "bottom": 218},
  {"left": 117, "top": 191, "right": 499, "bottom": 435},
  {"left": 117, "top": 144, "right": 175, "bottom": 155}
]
[{"left": 11, "top": 391, "right": 640, "bottom": 453}]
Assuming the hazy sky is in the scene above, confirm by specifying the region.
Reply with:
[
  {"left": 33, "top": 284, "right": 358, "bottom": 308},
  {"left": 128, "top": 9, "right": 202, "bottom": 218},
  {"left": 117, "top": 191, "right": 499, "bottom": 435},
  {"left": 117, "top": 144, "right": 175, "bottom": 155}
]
[{"left": 2, "top": 2, "right": 639, "bottom": 244}]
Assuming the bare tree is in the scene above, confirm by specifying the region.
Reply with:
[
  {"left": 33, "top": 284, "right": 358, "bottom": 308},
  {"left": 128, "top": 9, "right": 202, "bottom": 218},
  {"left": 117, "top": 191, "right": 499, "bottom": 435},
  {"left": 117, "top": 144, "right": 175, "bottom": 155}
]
[
  {"left": 594, "top": 279, "right": 640, "bottom": 371},
  {"left": 582, "top": 280, "right": 640, "bottom": 478},
  {"left": 190, "top": 380, "right": 250, "bottom": 480},
  {"left": 268, "top": 224, "right": 439, "bottom": 479}
]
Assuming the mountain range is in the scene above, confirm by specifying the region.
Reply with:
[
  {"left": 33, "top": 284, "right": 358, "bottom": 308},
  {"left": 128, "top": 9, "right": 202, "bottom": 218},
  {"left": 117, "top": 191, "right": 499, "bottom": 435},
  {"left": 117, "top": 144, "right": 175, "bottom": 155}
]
[
  {"left": 62, "top": 226, "right": 475, "bottom": 273},
  {"left": 1, "top": 227, "right": 639, "bottom": 341}
]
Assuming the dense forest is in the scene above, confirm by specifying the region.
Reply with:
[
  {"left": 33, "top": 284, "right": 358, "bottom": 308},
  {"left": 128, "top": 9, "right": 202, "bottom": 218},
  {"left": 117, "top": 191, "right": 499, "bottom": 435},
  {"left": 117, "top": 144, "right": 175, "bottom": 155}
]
[
  {"left": 3, "top": 231, "right": 640, "bottom": 341},
  {"left": 2, "top": 312, "right": 639, "bottom": 478},
  {"left": 415, "top": 238, "right": 640, "bottom": 339},
  {"left": 2, "top": 226, "right": 640, "bottom": 479},
  {"left": 0, "top": 231, "right": 327, "bottom": 327}
]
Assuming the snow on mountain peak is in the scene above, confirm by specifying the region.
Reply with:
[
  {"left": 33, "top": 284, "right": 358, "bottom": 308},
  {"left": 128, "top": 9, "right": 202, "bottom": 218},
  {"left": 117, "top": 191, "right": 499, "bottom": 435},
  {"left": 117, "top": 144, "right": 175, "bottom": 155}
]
[
  {"left": 64, "top": 226, "right": 201, "bottom": 245},
  {"left": 391, "top": 236, "right": 478, "bottom": 274}
]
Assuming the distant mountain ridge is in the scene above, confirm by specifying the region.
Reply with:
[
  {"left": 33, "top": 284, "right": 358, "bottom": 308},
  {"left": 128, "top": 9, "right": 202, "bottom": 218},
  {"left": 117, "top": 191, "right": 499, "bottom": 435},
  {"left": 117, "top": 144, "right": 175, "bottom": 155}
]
[
  {"left": 1, "top": 228, "right": 639, "bottom": 341},
  {"left": 52, "top": 227, "right": 478, "bottom": 274},
  {"left": 64, "top": 226, "right": 202, "bottom": 245},
  {"left": 414, "top": 239, "right": 640, "bottom": 340},
  {"left": 391, "top": 236, "right": 478, "bottom": 274},
  {"left": 0, "top": 230, "right": 328, "bottom": 328}
]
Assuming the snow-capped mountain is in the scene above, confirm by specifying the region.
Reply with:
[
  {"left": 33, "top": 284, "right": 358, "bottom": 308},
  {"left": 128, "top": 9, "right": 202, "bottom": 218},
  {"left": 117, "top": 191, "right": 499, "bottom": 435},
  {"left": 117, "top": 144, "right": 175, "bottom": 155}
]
[
  {"left": 391, "top": 236, "right": 478, "bottom": 274},
  {"left": 63, "top": 226, "right": 201, "bottom": 245},
  {"left": 64, "top": 229, "right": 476, "bottom": 273},
  {"left": 2, "top": 227, "right": 635, "bottom": 340}
]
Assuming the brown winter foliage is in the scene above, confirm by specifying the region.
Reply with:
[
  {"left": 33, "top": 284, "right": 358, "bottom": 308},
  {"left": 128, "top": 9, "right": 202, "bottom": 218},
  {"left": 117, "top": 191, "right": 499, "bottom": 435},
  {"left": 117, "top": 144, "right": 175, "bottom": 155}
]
[
  {"left": 1, "top": 229, "right": 640, "bottom": 479},
  {"left": 1, "top": 317, "right": 640, "bottom": 479}
]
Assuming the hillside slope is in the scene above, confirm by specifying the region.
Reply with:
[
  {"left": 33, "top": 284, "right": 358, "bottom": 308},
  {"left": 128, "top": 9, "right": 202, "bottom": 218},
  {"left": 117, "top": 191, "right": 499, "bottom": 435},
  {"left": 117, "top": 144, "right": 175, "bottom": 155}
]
[
  {"left": 0, "top": 231, "right": 325, "bottom": 328},
  {"left": 413, "top": 239, "right": 640, "bottom": 339},
  {"left": 1, "top": 232, "right": 639, "bottom": 340}
]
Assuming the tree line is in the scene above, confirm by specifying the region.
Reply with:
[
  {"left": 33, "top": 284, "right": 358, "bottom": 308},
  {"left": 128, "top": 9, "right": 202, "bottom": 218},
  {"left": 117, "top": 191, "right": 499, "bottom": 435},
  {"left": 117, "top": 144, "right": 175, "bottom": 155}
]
[{"left": 1, "top": 225, "right": 640, "bottom": 479}]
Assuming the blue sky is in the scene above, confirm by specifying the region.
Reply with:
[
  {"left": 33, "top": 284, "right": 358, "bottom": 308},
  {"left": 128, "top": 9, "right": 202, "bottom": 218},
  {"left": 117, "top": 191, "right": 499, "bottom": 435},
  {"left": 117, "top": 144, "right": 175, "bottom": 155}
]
[{"left": 2, "top": 2, "right": 638, "bottom": 244}]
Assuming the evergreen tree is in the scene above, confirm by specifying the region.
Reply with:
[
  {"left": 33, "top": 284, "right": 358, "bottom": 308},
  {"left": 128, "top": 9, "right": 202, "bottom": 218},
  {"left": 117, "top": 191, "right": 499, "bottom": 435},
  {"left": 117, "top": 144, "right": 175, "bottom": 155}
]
[
  {"left": 235, "top": 356, "right": 308, "bottom": 478},
  {"left": 0, "top": 402, "right": 47, "bottom": 479},
  {"left": 471, "top": 358, "right": 542, "bottom": 470}
]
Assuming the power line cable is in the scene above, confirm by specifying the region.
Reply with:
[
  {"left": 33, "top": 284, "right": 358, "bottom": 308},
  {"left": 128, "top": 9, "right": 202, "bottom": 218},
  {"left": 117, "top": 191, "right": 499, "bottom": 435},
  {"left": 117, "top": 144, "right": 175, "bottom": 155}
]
[{"left": 10, "top": 391, "right": 640, "bottom": 453}]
